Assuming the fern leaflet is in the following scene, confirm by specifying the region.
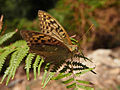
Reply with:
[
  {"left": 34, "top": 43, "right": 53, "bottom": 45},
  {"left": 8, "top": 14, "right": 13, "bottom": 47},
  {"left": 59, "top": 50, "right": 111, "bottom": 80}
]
[
  {"left": 33, "top": 55, "right": 41, "bottom": 80},
  {"left": 25, "top": 53, "right": 35, "bottom": 80},
  {"left": 0, "top": 30, "right": 17, "bottom": 45}
]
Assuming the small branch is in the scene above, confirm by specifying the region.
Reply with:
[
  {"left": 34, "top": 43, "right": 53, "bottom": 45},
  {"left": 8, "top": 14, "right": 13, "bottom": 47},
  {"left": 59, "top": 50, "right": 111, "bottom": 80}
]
[{"left": 0, "top": 15, "right": 4, "bottom": 31}]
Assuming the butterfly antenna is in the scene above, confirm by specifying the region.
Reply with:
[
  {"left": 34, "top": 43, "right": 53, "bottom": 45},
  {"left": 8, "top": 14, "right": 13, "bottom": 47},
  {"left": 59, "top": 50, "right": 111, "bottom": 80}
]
[{"left": 80, "top": 24, "right": 94, "bottom": 41}]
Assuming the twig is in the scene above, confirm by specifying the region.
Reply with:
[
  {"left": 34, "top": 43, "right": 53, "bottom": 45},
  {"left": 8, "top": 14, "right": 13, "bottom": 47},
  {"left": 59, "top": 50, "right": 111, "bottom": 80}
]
[{"left": 0, "top": 15, "right": 3, "bottom": 31}]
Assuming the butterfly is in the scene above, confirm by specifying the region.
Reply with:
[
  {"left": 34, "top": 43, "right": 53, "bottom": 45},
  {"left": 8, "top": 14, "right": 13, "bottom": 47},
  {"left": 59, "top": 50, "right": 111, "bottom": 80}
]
[{"left": 20, "top": 10, "right": 78, "bottom": 63}]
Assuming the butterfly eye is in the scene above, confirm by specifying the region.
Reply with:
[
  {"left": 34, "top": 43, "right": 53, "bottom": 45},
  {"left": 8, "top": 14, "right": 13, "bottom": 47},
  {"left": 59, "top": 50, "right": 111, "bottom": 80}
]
[
  {"left": 73, "top": 45, "right": 78, "bottom": 51},
  {"left": 67, "top": 45, "right": 78, "bottom": 52}
]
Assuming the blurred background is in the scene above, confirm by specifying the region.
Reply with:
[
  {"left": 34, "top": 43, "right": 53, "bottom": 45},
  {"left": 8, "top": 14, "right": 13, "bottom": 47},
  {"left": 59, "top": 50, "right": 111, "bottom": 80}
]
[{"left": 0, "top": 0, "right": 120, "bottom": 90}]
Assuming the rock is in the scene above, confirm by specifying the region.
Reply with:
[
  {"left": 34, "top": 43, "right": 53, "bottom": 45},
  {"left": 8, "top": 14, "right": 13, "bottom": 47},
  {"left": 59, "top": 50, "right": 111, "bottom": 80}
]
[{"left": 81, "top": 48, "right": 120, "bottom": 90}]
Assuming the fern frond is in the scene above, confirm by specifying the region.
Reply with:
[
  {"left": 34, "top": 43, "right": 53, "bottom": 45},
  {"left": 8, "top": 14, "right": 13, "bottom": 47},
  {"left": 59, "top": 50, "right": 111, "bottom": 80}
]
[
  {"left": 38, "top": 57, "right": 44, "bottom": 76},
  {"left": 0, "top": 43, "right": 29, "bottom": 85},
  {"left": 62, "top": 78, "right": 74, "bottom": 84},
  {"left": 0, "top": 47, "right": 5, "bottom": 53},
  {"left": 76, "top": 84, "right": 94, "bottom": 90},
  {"left": 33, "top": 55, "right": 41, "bottom": 80},
  {"left": 41, "top": 69, "right": 48, "bottom": 85},
  {"left": 41, "top": 63, "right": 50, "bottom": 85},
  {"left": 52, "top": 73, "right": 72, "bottom": 80},
  {"left": 25, "top": 53, "right": 35, "bottom": 80},
  {"left": 0, "top": 51, "right": 18, "bottom": 84},
  {"left": 76, "top": 80, "right": 92, "bottom": 85},
  {"left": 49, "top": 61, "right": 95, "bottom": 89},
  {"left": 12, "top": 46, "right": 29, "bottom": 79},
  {"left": 9, "top": 40, "right": 27, "bottom": 48},
  {"left": 0, "top": 48, "right": 16, "bottom": 72},
  {"left": 0, "top": 30, "right": 17, "bottom": 45},
  {"left": 42, "top": 72, "right": 55, "bottom": 88},
  {"left": 75, "top": 68, "right": 95, "bottom": 77},
  {"left": 66, "top": 83, "right": 76, "bottom": 88}
]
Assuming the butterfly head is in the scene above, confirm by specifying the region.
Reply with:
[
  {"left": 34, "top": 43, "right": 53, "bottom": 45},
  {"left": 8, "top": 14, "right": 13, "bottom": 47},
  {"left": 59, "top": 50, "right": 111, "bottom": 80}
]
[{"left": 68, "top": 45, "right": 78, "bottom": 52}]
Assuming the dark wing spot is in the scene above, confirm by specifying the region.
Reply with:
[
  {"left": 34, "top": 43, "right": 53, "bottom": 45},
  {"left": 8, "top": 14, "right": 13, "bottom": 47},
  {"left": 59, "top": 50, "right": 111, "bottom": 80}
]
[
  {"left": 43, "top": 15, "right": 46, "bottom": 17},
  {"left": 62, "top": 33, "right": 66, "bottom": 38},
  {"left": 47, "top": 16, "right": 51, "bottom": 20},
  {"left": 52, "top": 39, "right": 57, "bottom": 42},
  {"left": 63, "top": 33, "right": 65, "bottom": 36},
  {"left": 34, "top": 40, "right": 38, "bottom": 42},
  {"left": 41, "top": 40, "right": 45, "bottom": 43},
  {"left": 48, "top": 39, "right": 52, "bottom": 42},
  {"left": 36, "top": 43, "right": 40, "bottom": 45},
  {"left": 45, "top": 22, "right": 47, "bottom": 24},
  {"left": 37, "top": 37, "right": 41, "bottom": 40},
  {"left": 43, "top": 18, "right": 46, "bottom": 21},
  {"left": 32, "top": 37, "right": 35, "bottom": 39},
  {"left": 47, "top": 31, "right": 49, "bottom": 33},
  {"left": 56, "top": 28, "right": 58, "bottom": 32},
  {"left": 59, "top": 29, "right": 63, "bottom": 32},
  {"left": 43, "top": 26, "right": 45, "bottom": 28},
  {"left": 46, "top": 26, "right": 48, "bottom": 29},
  {"left": 48, "top": 23, "right": 50, "bottom": 26},
  {"left": 50, "top": 20, "right": 56, "bottom": 24},
  {"left": 39, "top": 36, "right": 44, "bottom": 38},
  {"left": 50, "top": 21, "right": 53, "bottom": 24},
  {"left": 50, "top": 27, "right": 54, "bottom": 31},
  {"left": 56, "top": 25, "right": 60, "bottom": 29}
]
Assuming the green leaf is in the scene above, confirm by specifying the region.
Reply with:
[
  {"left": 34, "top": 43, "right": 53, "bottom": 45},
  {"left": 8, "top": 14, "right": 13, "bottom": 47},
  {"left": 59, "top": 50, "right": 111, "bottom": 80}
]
[
  {"left": 33, "top": 55, "right": 41, "bottom": 80},
  {"left": 38, "top": 58, "right": 44, "bottom": 76},
  {"left": 12, "top": 46, "right": 29, "bottom": 79},
  {"left": 0, "top": 44, "right": 29, "bottom": 85},
  {"left": 74, "top": 87, "right": 78, "bottom": 90},
  {"left": 76, "top": 80, "right": 91, "bottom": 85},
  {"left": 41, "top": 63, "right": 50, "bottom": 85},
  {"left": 75, "top": 68, "right": 94, "bottom": 77},
  {"left": 0, "top": 47, "right": 5, "bottom": 53},
  {"left": 0, "top": 30, "right": 17, "bottom": 45},
  {"left": 66, "top": 83, "right": 76, "bottom": 88},
  {"left": 42, "top": 72, "right": 55, "bottom": 88},
  {"left": 41, "top": 70, "right": 48, "bottom": 85},
  {"left": 70, "top": 37, "right": 78, "bottom": 45},
  {"left": 62, "top": 78, "right": 74, "bottom": 84},
  {"left": 76, "top": 84, "right": 94, "bottom": 90},
  {"left": 52, "top": 73, "right": 72, "bottom": 80},
  {"left": 0, "top": 67, "right": 11, "bottom": 84},
  {"left": 0, "top": 48, "right": 16, "bottom": 72},
  {"left": 25, "top": 53, "right": 35, "bottom": 80},
  {"left": 1, "top": 51, "right": 18, "bottom": 84}
]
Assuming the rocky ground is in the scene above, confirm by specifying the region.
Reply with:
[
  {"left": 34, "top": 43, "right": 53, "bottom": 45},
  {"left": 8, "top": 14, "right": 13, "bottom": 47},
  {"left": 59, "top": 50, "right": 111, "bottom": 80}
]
[
  {"left": 81, "top": 48, "right": 120, "bottom": 90},
  {"left": 0, "top": 47, "right": 120, "bottom": 90}
]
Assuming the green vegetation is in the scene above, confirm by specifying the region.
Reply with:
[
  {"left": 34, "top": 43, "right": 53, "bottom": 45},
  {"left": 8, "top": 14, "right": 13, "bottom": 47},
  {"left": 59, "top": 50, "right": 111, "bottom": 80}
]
[
  {"left": 0, "top": 0, "right": 119, "bottom": 89},
  {"left": 0, "top": 29, "right": 95, "bottom": 89}
]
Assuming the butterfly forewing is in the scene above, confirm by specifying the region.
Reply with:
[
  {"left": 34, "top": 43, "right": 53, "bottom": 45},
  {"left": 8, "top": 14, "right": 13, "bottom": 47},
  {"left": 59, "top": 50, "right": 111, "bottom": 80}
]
[
  {"left": 20, "top": 30, "right": 67, "bottom": 47},
  {"left": 38, "top": 10, "right": 72, "bottom": 45}
]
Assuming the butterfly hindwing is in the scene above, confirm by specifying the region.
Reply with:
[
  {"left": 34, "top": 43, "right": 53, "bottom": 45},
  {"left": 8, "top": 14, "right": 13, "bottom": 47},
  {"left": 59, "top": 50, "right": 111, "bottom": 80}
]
[
  {"left": 38, "top": 10, "right": 72, "bottom": 45},
  {"left": 20, "top": 30, "right": 71, "bottom": 62}
]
